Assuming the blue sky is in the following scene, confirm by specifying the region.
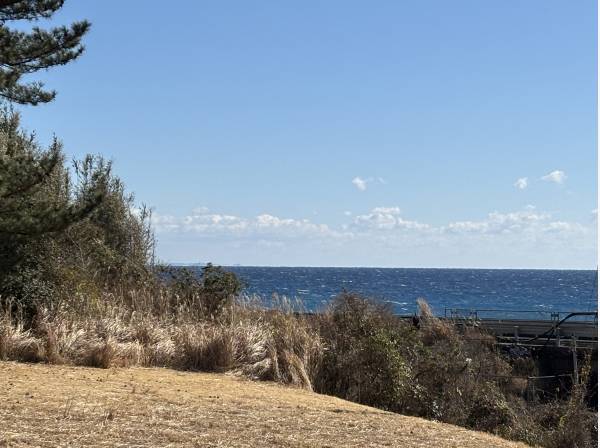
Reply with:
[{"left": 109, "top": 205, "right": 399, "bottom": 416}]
[{"left": 15, "top": 0, "right": 598, "bottom": 268}]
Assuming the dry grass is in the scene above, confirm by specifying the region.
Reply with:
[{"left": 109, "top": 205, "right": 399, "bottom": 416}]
[
  {"left": 0, "top": 361, "right": 531, "bottom": 448},
  {"left": 0, "top": 305, "right": 321, "bottom": 390}
]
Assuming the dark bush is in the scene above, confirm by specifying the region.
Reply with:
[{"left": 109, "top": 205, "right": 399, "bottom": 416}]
[
  {"left": 157, "top": 263, "right": 243, "bottom": 319},
  {"left": 315, "top": 293, "right": 422, "bottom": 412},
  {"left": 200, "top": 263, "right": 243, "bottom": 318},
  {"left": 314, "top": 293, "right": 530, "bottom": 434}
]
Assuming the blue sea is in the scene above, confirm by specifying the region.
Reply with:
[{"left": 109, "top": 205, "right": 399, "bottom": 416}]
[{"left": 216, "top": 267, "right": 598, "bottom": 319}]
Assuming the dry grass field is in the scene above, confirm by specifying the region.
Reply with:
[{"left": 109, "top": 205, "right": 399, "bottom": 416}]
[{"left": 0, "top": 362, "right": 531, "bottom": 448}]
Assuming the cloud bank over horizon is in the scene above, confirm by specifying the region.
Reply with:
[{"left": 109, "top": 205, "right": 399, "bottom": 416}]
[{"left": 150, "top": 205, "right": 596, "bottom": 269}]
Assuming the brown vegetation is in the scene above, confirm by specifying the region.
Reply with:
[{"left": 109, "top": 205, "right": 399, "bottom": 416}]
[{"left": 0, "top": 292, "right": 596, "bottom": 448}]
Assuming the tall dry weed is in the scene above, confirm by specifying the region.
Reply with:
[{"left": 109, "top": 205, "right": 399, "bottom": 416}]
[{"left": 0, "top": 313, "right": 44, "bottom": 362}]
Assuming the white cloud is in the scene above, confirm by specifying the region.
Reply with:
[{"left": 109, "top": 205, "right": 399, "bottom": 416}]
[
  {"left": 541, "top": 170, "right": 567, "bottom": 184},
  {"left": 352, "top": 176, "right": 367, "bottom": 191},
  {"left": 446, "top": 210, "right": 546, "bottom": 235},
  {"left": 514, "top": 177, "right": 528, "bottom": 190},
  {"left": 155, "top": 206, "right": 587, "bottom": 241},
  {"left": 442, "top": 209, "right": 589, "bottom": 237},
  {"left": 151, "top": 213, "right": 182, "bottom": 232},
  {"left": 352, "top": 206, "right": 429, "bottom": 231},
  {"left": 152, "top": 207, "right": 339, "bottom": 240},
  {"left": 152, "top": 205, "right": 596, "bottom": 268},
  {"left": 351, "top": 176, "right": 387, "bottom": 191},
  {"left": 543, "top": 221, "right": 585, "bottom": 233},
  {"left": 255, "top": 214, "right": 331, "bottom": 236},
  {"left": 373, "top": 206, "right": 401, "bottom": 214},
  {"left": 445, "top": 220, "right": 488, "bottom": 233}
]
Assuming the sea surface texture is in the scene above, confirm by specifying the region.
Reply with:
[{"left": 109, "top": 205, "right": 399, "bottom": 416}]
[{"left": 215, "top": 267, "right": 598, "bottom": 319}]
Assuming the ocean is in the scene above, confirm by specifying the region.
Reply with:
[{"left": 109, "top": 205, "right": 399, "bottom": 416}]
[{"left": 213, "top": 267, "right": 598, "bottom": 319}]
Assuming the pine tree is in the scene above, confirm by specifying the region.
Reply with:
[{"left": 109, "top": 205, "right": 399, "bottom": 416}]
[
  {"left": 0, "top": 108, "right": 154, "bottom": 313},
  {"left": 0, "top": 2, "right": 155, "bottom": 315},
  {"left": 0, "top": 1, "right": 97, "bottom": 239},
  {"left": 0, "top": 0, "right": 90, "bottom": 105},
  {"left": 0, "top": 110, "right": 104, "bottom": 237},
  {"left": 0, "top": 2, "right": 100, "bottom": 310}
]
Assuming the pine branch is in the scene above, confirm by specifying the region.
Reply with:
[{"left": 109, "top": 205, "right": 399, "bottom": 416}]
[
  {"left": 0, "top": 1, "right": 89, "bottom": 104},
  {"left": 0, "top": 149, "right": 59, "bottom": 200},
  {"left": 0, "top": 1, "right": 64, "bottom": 21}
]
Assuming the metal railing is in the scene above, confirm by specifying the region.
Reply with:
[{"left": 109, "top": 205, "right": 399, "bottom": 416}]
[{"left": 444, "top": 308, "right": 598, "bottom": 322}]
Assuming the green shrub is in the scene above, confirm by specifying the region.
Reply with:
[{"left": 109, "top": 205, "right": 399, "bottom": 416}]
[
  {"left": 200, "top": 263, "right": 244, "bottom": 318},
  {"left": 314, "top": 292, "right": 528, "bottom": 435},
  {"left": 156, "top": 263, "right": 244, "bottom": 320},
  {"left": 314, "top": 293, "right": 422, "bottom": 412}
]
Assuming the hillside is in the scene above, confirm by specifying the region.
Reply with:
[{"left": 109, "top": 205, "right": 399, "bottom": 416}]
[{"left": 0, "top": 362, "right": 531, "bottom": 448}]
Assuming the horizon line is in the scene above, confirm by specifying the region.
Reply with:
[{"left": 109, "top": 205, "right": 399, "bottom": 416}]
[{"left": 162, "top": 262, "right": 598, "bottom": 271}]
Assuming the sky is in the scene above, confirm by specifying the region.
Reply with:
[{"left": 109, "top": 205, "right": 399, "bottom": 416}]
[{"left": 13, "top": 0, "right": 598, "bottom": 269}]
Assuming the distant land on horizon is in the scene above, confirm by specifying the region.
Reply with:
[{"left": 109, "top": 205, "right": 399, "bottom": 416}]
[{"left": 166, "top": 263, "right": 597, "bottom": 272}]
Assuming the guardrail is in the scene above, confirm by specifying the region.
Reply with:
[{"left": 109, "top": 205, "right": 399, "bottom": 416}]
[
  {"left": 444, "top": 308, "right": 598, "bottom": 322},
  {"left": 443, "top": 309, "right": 598, "bottom": 349}
]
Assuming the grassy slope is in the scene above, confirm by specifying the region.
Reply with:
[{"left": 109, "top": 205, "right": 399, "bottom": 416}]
[{"left": 0, "top": 362, "right": 530, "bottom": 448}]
